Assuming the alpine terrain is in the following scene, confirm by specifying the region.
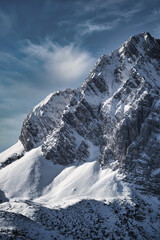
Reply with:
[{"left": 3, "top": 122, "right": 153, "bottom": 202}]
[{"left": 0, "top": 32, "right": 160, "bottom": 239}]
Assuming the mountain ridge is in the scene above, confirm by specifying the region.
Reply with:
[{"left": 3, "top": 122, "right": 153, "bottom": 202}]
[
  {"left": 17, "top": 32, "right": 160, "bottom": 195},
  {"left": 0, "top": 32, "right": 160, "bottom": 239}
]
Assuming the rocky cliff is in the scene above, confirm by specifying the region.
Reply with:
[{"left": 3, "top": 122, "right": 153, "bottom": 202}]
[
  {"left": 0, "top": 32, "right": 160, "bottom": 240},
  {"left": 20, "top": 32, "right": 160, "bottom": 195}
]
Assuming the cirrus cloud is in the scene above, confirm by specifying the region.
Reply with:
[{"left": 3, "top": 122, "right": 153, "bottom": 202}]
[
  {"left": 0, "top": 10, "right": 14, "bottom": 36},
  {"left": 0, "top": 39, "right": 95, "bottom": 152},
  {"left": 22, "top": 40, "right": 95, "bottom": 85}
]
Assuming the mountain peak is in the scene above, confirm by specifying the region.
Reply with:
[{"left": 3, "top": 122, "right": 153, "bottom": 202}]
[
  {"left": 130, "top": 32, "right": 152, "bottom": 41},
  {"left": 127, "top": 32, "right": 154, "bottom": 45},
  {"left": 15, "top": 32, "right": 160, "bottom": 196},
  {"left": 119, "top": 32, "right": 160, "bottom": 60},
  {"left": 0, "top": 32, "right": 160, "bottom": 239}
]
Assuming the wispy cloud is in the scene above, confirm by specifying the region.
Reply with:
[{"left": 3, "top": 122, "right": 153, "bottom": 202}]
[
  {"left": 22, "top": 40, "right": 95, "bottom": 84},
  {"left": 152, "top": 9, "right": 160, "bottom": 16},
  {"left": 0, "top": 11, "right": 13, "bottom": 36},
  {"left": 77, "top": 0, "right": 127, "bottom": 13},
  {"left": 79, "top": 21, "right": 113, "bottom": 35},
  {"left": 0, "top": 39, "right": 95, "bottom": 151},
  {"left": 111, "top": 6, "right": 143, "bottom": 22},
  {"left": 76, "top": 1, "right": 142, "bottom": 36},
  {"left": 153, "top": 25, "right": 160, "bottom": 38},
  {"left": 79, "top": 19, "right": 119, "bottom": 35}
]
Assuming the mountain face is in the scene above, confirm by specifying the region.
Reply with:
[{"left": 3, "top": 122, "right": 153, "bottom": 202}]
[
  {"left": 20, "top": 32, "right": 160, "bottom": 194},
  {"left": 0, "top": 32, "right": 160, "bottom": 239}
]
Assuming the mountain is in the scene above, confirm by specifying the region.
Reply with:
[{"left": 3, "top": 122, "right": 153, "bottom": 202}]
[{"left": 0, "top": 32, "right": 160, "bottom": 239}]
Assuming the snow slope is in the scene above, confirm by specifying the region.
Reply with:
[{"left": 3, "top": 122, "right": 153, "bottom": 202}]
[
  {"left": 0, "top": 146, "right": 159, "bottom": 239},
  {"left": 0, "top": 147, "right": 64, "bottom": 200},
  {"left": 0, "top": 146, "right": 130, "bottom": 208}
]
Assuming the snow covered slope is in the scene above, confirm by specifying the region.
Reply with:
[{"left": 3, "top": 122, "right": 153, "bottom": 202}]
[
  {"left": 0, "top": 145, "right": 130, "bottom": 206},
  {"left": 0, "top": 32, "right": 160, "bottom": 239}
]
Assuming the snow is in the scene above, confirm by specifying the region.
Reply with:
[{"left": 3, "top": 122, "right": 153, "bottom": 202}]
[
  {"left": 87, "top": 141, "right": 99, "bottom": 162},
  {"left": 0, "top": 147, "right": 64, "bottom": 200},
  {"left": 0, "top": 32, "right": 160, "bottom": 239},
  {"left": 33, "top": 92, "right": 53, "bottom": 110},
  {"left": 0, "top": 145, "right": 131, "bottom": 209},
  {"left": 124, "top": 104, "right": 130, "bottom": 113},
  {"left": 0, "top": 140, "right": 24, "bottom": 166},
  {"left": 151, "top": 168, "right": 160, "bottom": 176},
  {"left": 31, "top": 91, "right": 72, "bottom": 120}
]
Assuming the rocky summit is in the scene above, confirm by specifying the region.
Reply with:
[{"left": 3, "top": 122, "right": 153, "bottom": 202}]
[{"left": 0, "top": 32, "right": 160, "bottom": 240}]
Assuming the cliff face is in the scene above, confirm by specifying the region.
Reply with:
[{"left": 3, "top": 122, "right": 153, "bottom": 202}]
[
  {"left": 0, "top": 32, "right": 160, "bottom": 240},
  {"left": 19, "top": 32, "right": 160, "bottom": 195}
]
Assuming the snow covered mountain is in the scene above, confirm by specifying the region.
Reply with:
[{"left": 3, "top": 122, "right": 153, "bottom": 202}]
[{"left": 0, "top": 32, "right": 160, "bottom": 239}]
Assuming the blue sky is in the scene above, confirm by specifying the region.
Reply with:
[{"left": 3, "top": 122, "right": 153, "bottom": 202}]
[{"left": 0, "top": 0, "right": 160, "bottom": 152}]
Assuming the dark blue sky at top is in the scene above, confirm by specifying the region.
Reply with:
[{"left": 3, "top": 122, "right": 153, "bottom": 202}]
[{"left": 0, "top": 0, "right": 160, "bottom": 152}]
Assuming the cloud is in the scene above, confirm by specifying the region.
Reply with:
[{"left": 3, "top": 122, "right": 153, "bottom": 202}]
[
  {"left": 152, "top": 9, "right": 160, "bottom": 16},
  {"left": 109, "top": 4, "right": 143, "bottom": 22},
  {"left": 0, "top": 40, "right": 95, "bottom": 152},
  {"left": 153, "top": 25, "right": 160, "bottom": 38},
  {"left": 0, "top": 39, "right": 95, "bottom": 91},
  {"left": 22, "top": 39, "right": 95, "bottom": 84},
  {"left": 76, "top": 1, "right": 142, "bottom": 36},
  {"left": 0, "top": 11, "right": 13, "bottom": 36},
  {"left": 77, "top": 0, "right": 127, "bottom": 13},
  {"left": 79, "top": 21, "right": 114, "bottom": 35}
]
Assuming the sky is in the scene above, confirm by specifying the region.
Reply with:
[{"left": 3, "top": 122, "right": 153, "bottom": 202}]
[{"left": 0, "top": 0, "right": 160, "bottom": 152}]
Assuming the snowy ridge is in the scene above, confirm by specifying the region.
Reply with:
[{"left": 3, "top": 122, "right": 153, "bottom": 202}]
[
  {"left": 0, "top": 32, "right": 160, "bottom": 239},
  {"left": 19, "top": 88, "right": 74, "bottom": 151}
]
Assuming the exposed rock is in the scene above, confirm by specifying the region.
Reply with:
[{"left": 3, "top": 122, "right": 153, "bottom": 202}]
[
  {"left": 18, "top": 32, "right": 160, "bottom": 196},
  {"left": 1, "top": 32, "right": 160, "bottom": 240},
  {"left": 0, "top": 190, "right": 8, "bottom": 203}
]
